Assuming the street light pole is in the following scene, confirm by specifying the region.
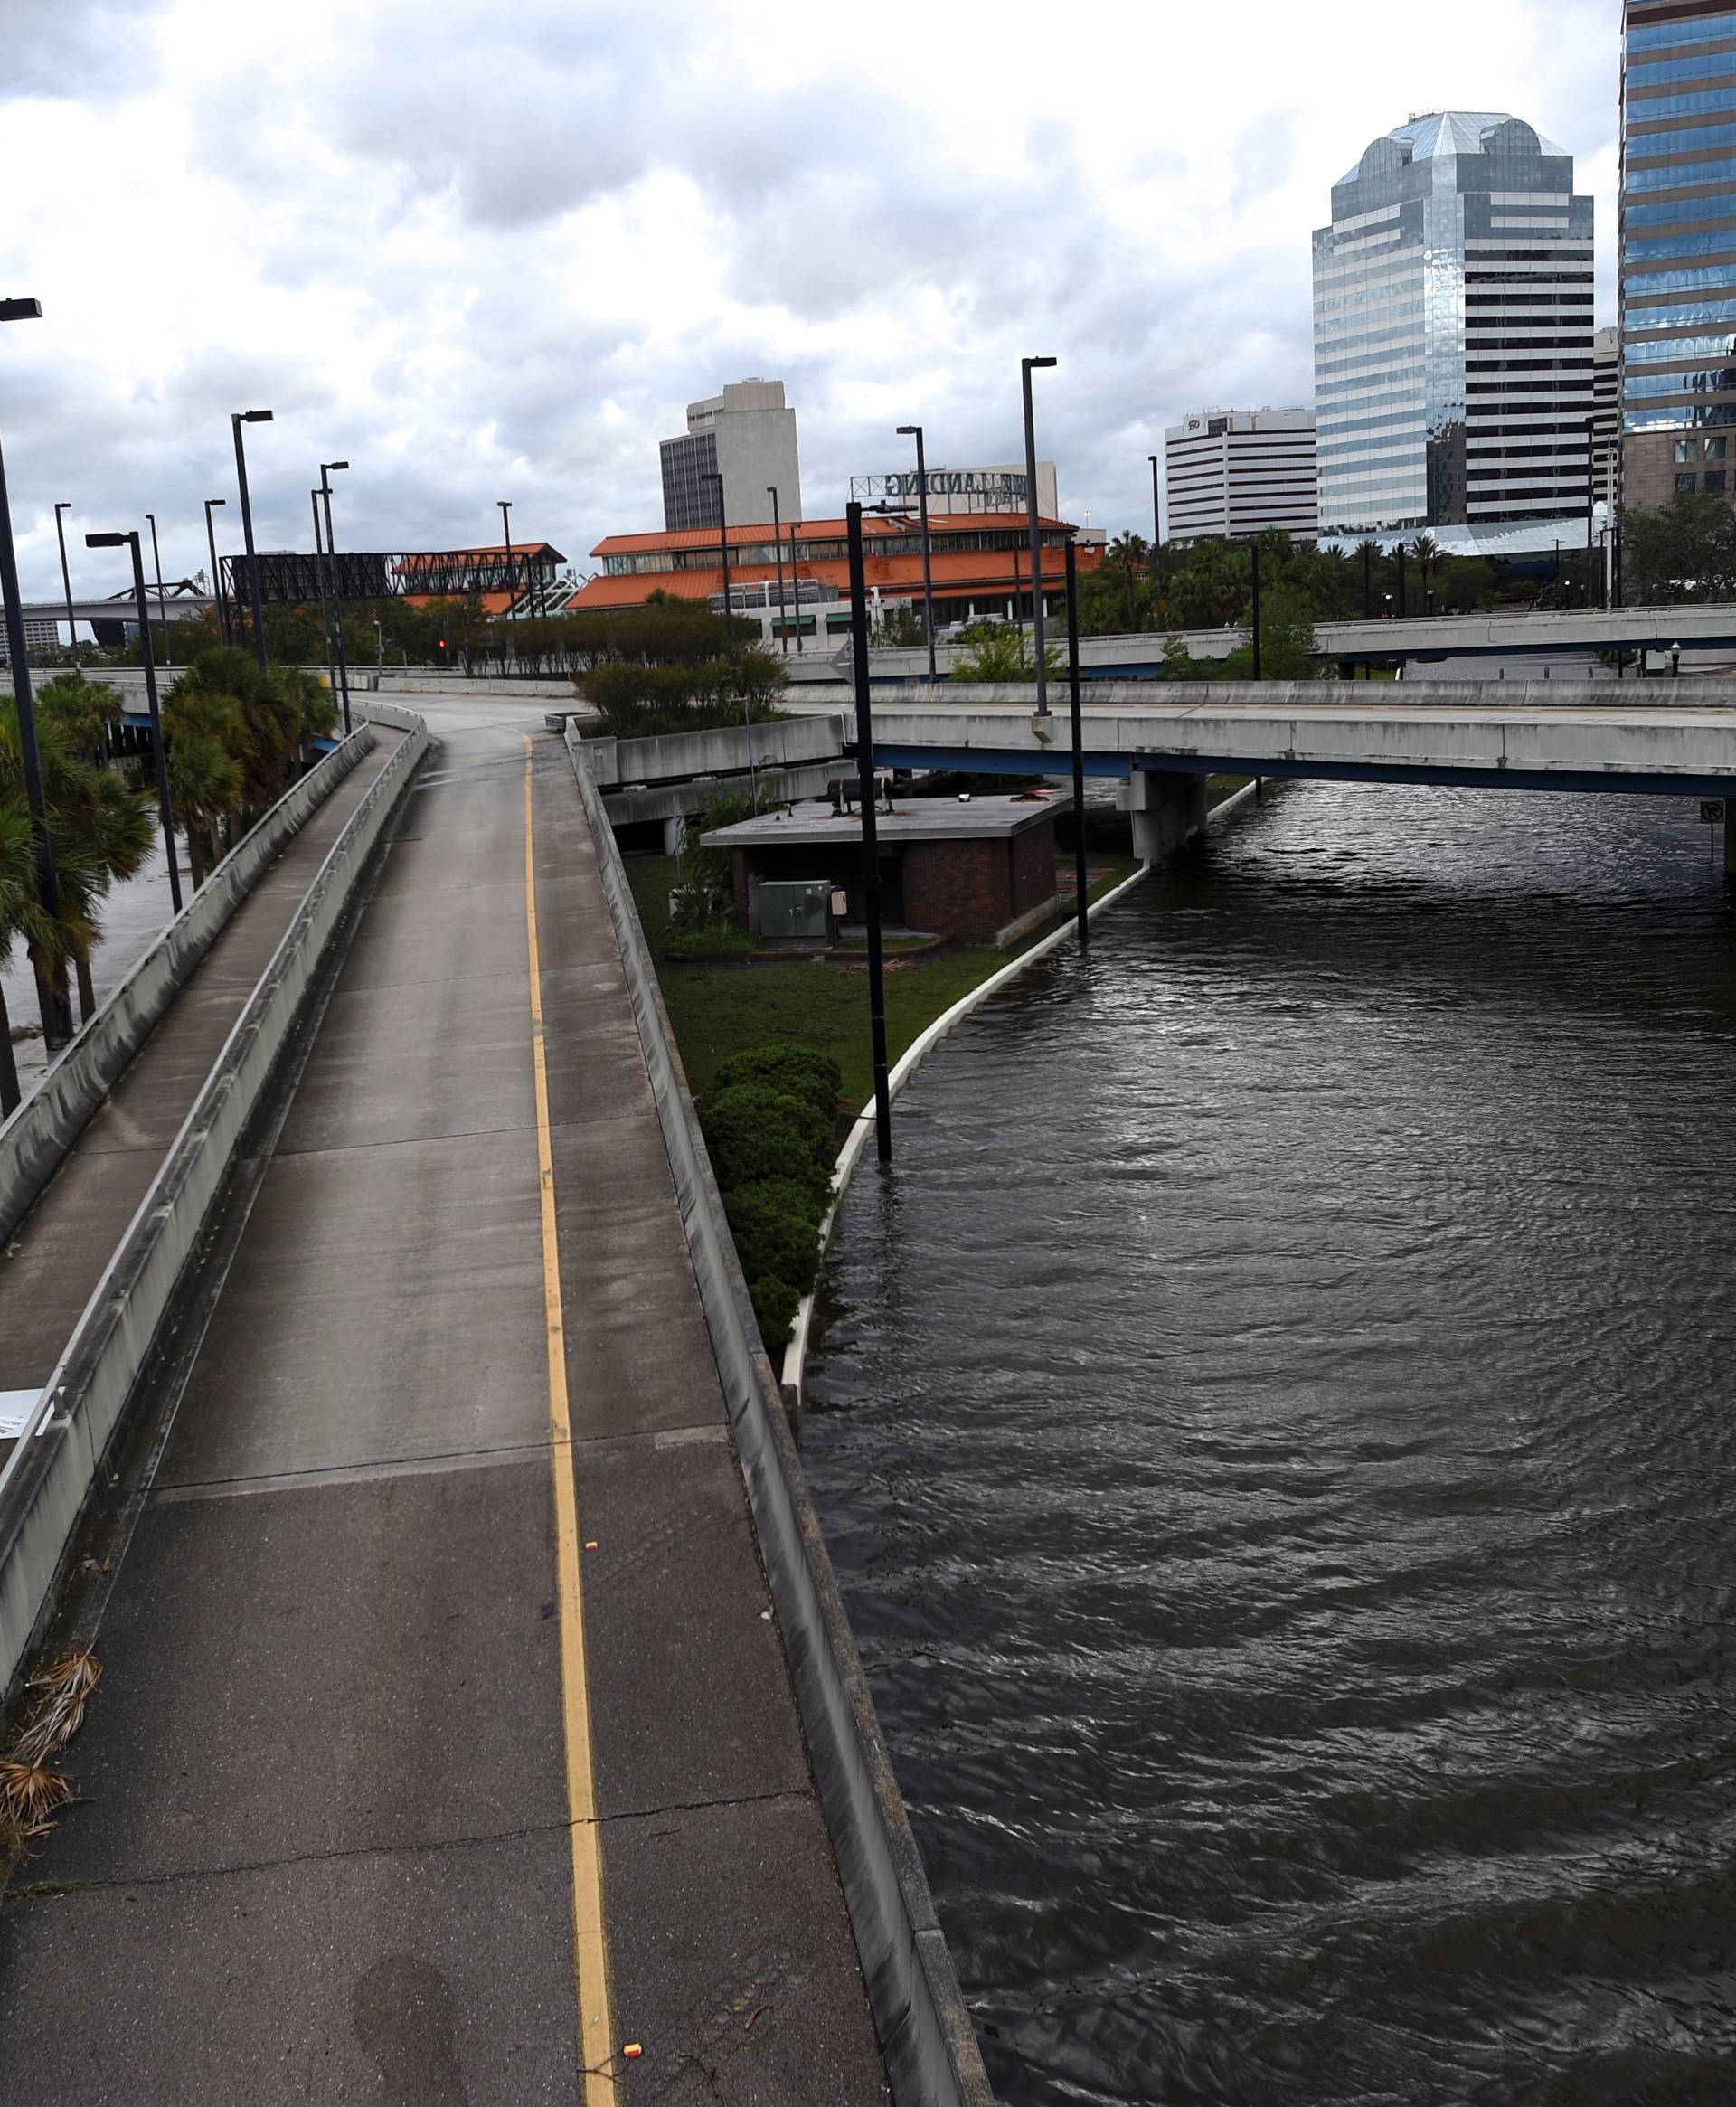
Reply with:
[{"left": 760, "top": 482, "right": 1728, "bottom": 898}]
[
  {"left": 311, "top": 488, "right": 336, "bottom": 704},
  {"left": 844, "top": 501, "right": 892, "bottom": 1164},
  {"left": 203, "top": 497, "right": 229, "bottom": 646},
  {"left": 1021, "top": 355, "right": 1057, "bottom": 714},
  {"left": 704, "top": 471, "right": 733, "bottom": 649},
  {"left": 498, "top": 501, "right": 519, "bottom": 653},
  {"left": 146, "top": 510, "right": 170, "bottom": 667},
  {"left": 231, "top": 409, "right": 273, "bottom": 673},
  {"left": 319, "top": 461, "right": 353, "bottom": 736},
  {"left": 1064, "top": 539, "right": 1089, "bottom": 945},
  {"left": 896, "top": 424, "right": 937, "bottom": 677},
  {"left": 1250, "top": 541, "right": 1263, "bottom": 679},
  {"left": 767, "top": 485, "right": 790, "bottom": 658},
  {"left": 1586, "top": 416, "right": 1597, "bottom": 609},
  {"left": 86, "top": 530, "right": 182, "bottom": 914},
  {"left": 0, "top": 296, "right": 73, "bottom": 1052},
  {"left": 53, "top": 500, "right": 77, "bottom": 671},
  {"left": 1146, "top": 451, "right": 1164, "bottom": 620}
]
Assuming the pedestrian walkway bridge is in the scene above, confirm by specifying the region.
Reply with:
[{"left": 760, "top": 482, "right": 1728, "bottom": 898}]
[{"left": 0, "top": 694, "right": 985, "bottom": 2104}]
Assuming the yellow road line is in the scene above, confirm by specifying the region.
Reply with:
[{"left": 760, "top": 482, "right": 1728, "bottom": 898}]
[{"left": 524, "top": 740, "right": 618, "bottom": 2102}]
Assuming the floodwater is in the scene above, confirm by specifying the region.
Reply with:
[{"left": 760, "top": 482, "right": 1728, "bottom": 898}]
[
  {"left": 3, "top": 837, "right": 178, "bottom": 1091},
  {"left": 802, "top": 781, "right": 1736, "bottom": 2105}
]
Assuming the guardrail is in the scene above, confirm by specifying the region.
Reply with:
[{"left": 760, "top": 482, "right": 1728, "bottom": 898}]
[
  {"left": 565, "top": 723, "right": 992, "bottom": 2107},
  {"left": 0, "top": 726, "right": 375, "bottom": 1248},
  {"left": 0, "top": 711, "right": 429, "bottom": 1701}
]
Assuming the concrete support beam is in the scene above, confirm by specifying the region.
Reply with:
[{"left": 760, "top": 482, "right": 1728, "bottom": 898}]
[{"left": 1118, "top": 766, "right": 1207, "bottom": 864}]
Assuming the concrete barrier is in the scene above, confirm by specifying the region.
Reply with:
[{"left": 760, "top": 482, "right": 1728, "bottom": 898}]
[
  {"left": 565, "top": 723, "right": 992, "bottom": 2107},
  {"left": 582, "top": 713, "right": 847, "bottom": 789},
  {"left": 0, "top": 713, "right": 429, "bottom": 1702},
  {"left": 0, "top": 727, "right": 375, "bottom": 1248}
]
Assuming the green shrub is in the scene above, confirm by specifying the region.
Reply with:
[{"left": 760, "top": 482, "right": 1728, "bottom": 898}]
[
  {"left": 714, "top": 1045, "right": 842, "bottom": 1124},
  {"left": 750, "top": 1275, "right": 804, "bottom": 1350},
  {"left": 725, "top": 1178, "right": 826, "bottom": 1290},
  {"left": 701, "top": 1082, "right": 833, "bottom": 1204}
]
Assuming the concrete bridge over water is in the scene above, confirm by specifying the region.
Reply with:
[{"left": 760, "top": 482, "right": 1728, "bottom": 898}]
[{"left": 842, "top": 680, "right": 1736, "bottom": 864}]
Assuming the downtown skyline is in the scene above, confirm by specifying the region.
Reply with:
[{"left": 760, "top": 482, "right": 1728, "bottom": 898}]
[{"left": 2, "top": 0, "right": 1620, "bottom": 592}]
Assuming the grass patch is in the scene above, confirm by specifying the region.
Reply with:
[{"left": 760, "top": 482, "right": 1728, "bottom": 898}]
[{"left": 626, "top": 851, "right": 1137, "bottom": 1110}]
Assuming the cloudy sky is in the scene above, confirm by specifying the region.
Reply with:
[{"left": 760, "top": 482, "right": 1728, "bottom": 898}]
[{"left": 2, "top": 0, "right": 1621, "bottom": 601}]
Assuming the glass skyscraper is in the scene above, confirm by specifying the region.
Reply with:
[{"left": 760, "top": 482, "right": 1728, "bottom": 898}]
[
  {"left": 1313, "top": 112, "right": 1596, "bottom": 546},
  {"left": 1621, "top": 4, "right": 1736, "bottom": 509}
]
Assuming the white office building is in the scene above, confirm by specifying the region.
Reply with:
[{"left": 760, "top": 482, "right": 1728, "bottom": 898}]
[
  {"left": 1164, "top": 409, "right": 1319, "bottom": 544},
  {"left": 1313, "top": 111, "right": 1595, "bottom": 553},
  {"left": 659, "top": 378, "right": 802, "bottom": 533}
]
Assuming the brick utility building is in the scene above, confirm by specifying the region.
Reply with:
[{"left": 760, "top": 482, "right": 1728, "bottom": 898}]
[
  {"left": 565, "top": 512, "right": 1100, "bottom": 644},
  {"left": 703, "top": 789, "right": 1071, "bottom": 949}
]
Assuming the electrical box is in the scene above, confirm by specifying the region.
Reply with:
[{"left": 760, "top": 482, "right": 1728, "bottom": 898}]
[{"left": 756, "top": 880, "right": 832, "bottom": 941}]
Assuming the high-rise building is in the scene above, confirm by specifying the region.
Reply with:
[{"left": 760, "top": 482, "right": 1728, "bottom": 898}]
[
  {"left": 1313, "top": 112, "right": 1595, "bottom": 549},
  {"left": 1594, "top": 324, "right": 1621, "bottom": 512},
  {"left": 0, "top": 614, "right": 64, "bottom": 665},
  {"left": 658, "top": 378, "right": 801, "bottom": 533},
  {"left": 1164, "top": 408, "right": 1319, "bottom": 545},
  {"left": 1620, "top": 4, "right": 1736, "bottom": 510}
]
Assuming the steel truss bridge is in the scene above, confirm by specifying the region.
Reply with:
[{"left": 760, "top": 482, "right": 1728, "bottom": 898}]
[{"left": 220, "top": 543, "right": 567, "bottom": 607}]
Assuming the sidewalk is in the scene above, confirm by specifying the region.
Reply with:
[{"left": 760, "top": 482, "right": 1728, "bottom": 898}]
[{"left": 0, "top": 706, "right": 890, "bottom": 2102}]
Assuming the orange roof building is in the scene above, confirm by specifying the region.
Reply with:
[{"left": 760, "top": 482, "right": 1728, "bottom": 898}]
[{"left": 563, "top": 513, "right": 1101, "bottom": 641}]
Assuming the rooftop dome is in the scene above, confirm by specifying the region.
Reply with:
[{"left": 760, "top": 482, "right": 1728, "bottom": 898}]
[{"left": 1337, "top": 110, "right": 1567, "bottom": 186}]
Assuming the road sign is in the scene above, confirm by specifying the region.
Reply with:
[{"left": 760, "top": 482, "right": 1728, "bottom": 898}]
[{"left": 1701, "top": 799, "right": 1726, "bottom": 824}]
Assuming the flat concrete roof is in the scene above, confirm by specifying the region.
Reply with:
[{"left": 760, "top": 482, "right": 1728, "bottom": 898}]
[{"left": 702, "top": 788, "right": 1071, "bottom": 848}]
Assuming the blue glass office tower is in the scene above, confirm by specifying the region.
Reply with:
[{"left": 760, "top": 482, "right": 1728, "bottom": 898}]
[
  {"left": 1313, "top": 113, "right": 1595, "bottom": 546},
  {"left": 1622, "top": 4, "right": 1736, "bottom": 509}
]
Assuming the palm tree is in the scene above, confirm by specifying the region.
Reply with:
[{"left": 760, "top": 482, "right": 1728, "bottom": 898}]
[
  {"left": 163, "top": 688, "right": 246, "bottom": 887},
  {"left": 0, "top": 805, "right": 31, "bottom": 1115},
  {"left": 0, "top": 703, "right": 141, "bottom": 1040}
]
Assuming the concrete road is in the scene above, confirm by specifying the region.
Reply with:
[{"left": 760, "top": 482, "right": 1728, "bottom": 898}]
[{"left": 0, "top": 692, "right": 888, "bottom": 2104}]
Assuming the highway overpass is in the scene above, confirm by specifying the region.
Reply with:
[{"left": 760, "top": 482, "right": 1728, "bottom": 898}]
[
  {"left": 849, "top": 679, "right": 1736, "bottom": 863},
  {"left": 810, "top": 604, "right": 1736, "bottom": 685}
]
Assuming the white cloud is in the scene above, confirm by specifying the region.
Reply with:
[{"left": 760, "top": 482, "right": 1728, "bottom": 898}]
[{"left": 0, "top": 0, "right": 1623, "bottom": 595}]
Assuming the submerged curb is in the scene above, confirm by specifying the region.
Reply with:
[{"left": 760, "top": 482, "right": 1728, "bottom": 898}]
[{"left": 782, "top": 773, "right": 1266, "bottom": 1403}]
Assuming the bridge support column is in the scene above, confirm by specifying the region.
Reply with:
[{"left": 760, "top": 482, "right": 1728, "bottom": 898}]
[
  {"left": 1726, "top": 811, "right": 1736, "bottom": 876},
  {"left": 1119, "top": 767, "right": 1207, "bottom": 864}
]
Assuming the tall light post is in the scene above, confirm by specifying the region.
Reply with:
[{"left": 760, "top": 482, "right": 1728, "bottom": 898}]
[
  {"left": 1021, "top": 355, "right": 1057, "bottom": 715},
  {"left": 1146, "top": 451, "right": 1164, "bottom": 621},
  {"left": 86, "top": 530, "right": 183, "bottom": 915},
  {"left": 498, "top": 499, "right": 519, "bottom": 635},
  {"left": 52, "top": 500, "right": 77, "bottom": 671},
  {"left": 146, "top": 510, "right": 173, "bottom": 668},
  {"left": 0, "top": 297, "right": 73, "bottom": 1050},
  {"left": 1064, "top": 538, "right": 1089, "bottom": 946},
  {"left": 844, "top": 500, "right": 892, "bottom": 1164},
  {"left": 703, "top": 470, "right": 734, "bottom": 650},
  {"left": 311, "top": 488, "right": 336, "bottom": 704},
  {"left": 319, "top": 460, "right": 353, "bottom": 735},
  {"left": 1586, "top": 415, "right": 1598, "bottom": 609},
  {"left": 203, "top": 497, "right": 229, "bottom": 646},
  {"left": 768, "top": 485, "right": 790, "bottom": 657},
  {"left": 895, "top": 424, "right": 937, "bottom": 677},
  {"left": 231, "top": 409, "right": 273, "bottom": 672}
]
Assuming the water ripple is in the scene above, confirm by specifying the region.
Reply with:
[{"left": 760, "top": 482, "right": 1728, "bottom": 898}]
[{"left": 804, "top": 784, "right": 1736, "bottom": 2105}]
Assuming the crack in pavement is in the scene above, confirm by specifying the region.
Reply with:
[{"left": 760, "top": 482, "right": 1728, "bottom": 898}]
[{"left": 2, "top": 1787, "right": 814, "bottom": 1904}]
